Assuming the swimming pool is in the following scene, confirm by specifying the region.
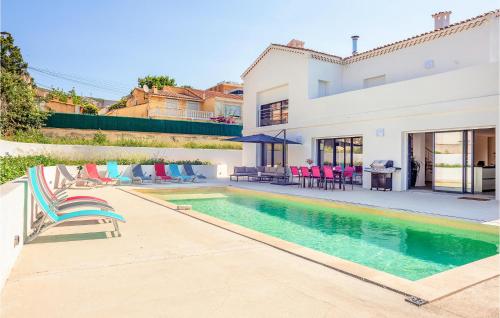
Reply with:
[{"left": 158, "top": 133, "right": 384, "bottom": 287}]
[{"left": 141, "top": 187, "right": 499, "bottom": 281}]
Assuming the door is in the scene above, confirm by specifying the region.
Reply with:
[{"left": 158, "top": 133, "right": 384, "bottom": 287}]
[{"left": 434, "top": 131, "right": 464, "bottom": 192}]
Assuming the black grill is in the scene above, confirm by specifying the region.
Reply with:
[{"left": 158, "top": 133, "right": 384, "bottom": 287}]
[{"left": 365, "top": 160, "right": 395, "bottom": 191}]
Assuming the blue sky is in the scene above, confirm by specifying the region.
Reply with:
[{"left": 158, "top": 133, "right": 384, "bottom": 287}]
[{"left": 2, "top": 0, "right": 498, "bottom": 100}]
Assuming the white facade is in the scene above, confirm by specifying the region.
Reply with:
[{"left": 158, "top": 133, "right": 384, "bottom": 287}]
[{"left": 241, "top": 11, "right": 500, "bottom": 198}]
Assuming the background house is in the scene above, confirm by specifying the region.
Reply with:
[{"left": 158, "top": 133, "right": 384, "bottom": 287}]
[{"left": 107, "top": 84, "right": 243, "bottom": 122}]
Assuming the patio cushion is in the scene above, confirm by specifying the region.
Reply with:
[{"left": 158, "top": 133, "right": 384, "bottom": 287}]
[
  {"left": 234, "top": 167, "right": 246, "bottom": 174},
  {"left": 246, "top": 167, "right": 258, "bottom": 174}
]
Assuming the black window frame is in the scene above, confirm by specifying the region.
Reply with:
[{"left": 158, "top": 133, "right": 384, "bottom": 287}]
[
  {"left": 317, "top": 137, "right": 363, "bottom": 167},
  {"left": 258, "top": 99, "right": 288, "bottom": 127}
]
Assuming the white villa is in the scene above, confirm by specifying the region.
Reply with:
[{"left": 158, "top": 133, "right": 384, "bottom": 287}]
[{"left": 240, "top": 10, "right": 500, "bottom": 199}]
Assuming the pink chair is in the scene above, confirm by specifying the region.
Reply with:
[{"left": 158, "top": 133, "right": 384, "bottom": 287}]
[
  {"left": 299, "top": 166, "right": 311, "bottom": 188},
  {"left": 333, "top": 166, "right": 343, "bottom": 189},
  {"left": 322, "top": 165, "right": 334, "bottom": 190},
  {"left": 290, "top": 166, "right": 300, "bottom": 184},
  {"left": 310, "top": 166, "right": 322, "bottom": 188},
  {"left": 343, "top": 166, "right": 355, "bottom": 190},
  {"left": 354, "top": 165, "right": 363, "bottom": 184}
]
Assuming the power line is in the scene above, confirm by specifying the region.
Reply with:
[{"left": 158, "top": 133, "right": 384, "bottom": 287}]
[{"left": 28, "top": 66, "right": 131, "bottom": 95}]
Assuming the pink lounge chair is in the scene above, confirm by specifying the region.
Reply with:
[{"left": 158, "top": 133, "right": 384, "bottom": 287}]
[
  {"left": 85, "top": 163, "right": 114, "bottom": 184},
  {"left": 154, "top": 163, "right": 173, "bottom": 183}
]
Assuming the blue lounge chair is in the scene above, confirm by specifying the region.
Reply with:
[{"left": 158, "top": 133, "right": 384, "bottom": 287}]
[
  {"left": 27, "top": 167, "right": 125, "bottom": 242},
  {"left": 107, "top": 161, "right": 132, "bottom": 184},
  {"left": 183, "top": 164, "right": 206, "bottom": 180},
  {"left": 169, "top": 164, "right": 194, "bottom": 182},
  {"left": 132, "top": 164, "right": 152, "bottom": 183}
]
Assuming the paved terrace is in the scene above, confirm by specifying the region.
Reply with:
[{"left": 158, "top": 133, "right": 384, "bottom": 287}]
[{"left": 1, "top": 183, "right": 498, "bottom": 317}]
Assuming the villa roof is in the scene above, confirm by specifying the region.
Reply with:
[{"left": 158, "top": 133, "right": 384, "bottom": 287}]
[
  {"left": 135, "top": 86, "right": 242, "bottom": 102},
  {"left": 241, "top": 9, "right": 500, "bottom": 78}
]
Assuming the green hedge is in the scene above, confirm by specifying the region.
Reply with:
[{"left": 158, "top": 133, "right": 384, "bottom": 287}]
[
  {"left": 45, "top": 112, "right": 242, "bottom": 136},
  {"left": 0, "top": 155, "right": 210, "bottom": 184}
]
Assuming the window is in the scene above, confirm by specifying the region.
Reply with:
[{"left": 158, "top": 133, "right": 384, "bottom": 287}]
[
  {"left": 259, "top": 99, "right": 288, "bottom": 127},
  {"left": 318, "top": 80, "right": 329, "bottom": 97},
  {"left": 261, "top": 143, "right": 285, "bottom": 167},
  {"left": 224, "top": 104, "right": 241, "bottom": 117},
  {"left": 166, "top": 99, "right": 179, "bottom": 109},
  {"left": 363, "top": 75, "right": 386, "bottom": 88},
  {"left": 187, "top": 101, "right": 200, "bottom": 111},
  {"left": 317, "top": 137, "right": 363, "bottom": 167},
  {"left": 229, "top": 89, "right": 243, "bottom": 95}
]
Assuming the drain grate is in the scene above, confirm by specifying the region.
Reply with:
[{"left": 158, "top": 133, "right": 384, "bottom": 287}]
[
  {"left": 458, "top": 197, "right": 491, "bottom": 202},
  {"left": 405, "top": 296, "right": 428, "bottom": 306}
]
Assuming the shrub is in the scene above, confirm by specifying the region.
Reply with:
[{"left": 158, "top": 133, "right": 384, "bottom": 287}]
[
  {"left": 0, "top": 155, "right": 211, "bottom": 184},
  {"left": 108, "top": 98, "right": 127, "bottom": 110},
  {"left": 92, "top": 131, "right": 107, "bottom": 144}
]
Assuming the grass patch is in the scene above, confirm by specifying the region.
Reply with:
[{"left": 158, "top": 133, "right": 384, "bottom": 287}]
[
  {"left": 0, "top": 155, "right": 210, "bottom": 184},
  {"left": 4, "top": 130, "right": 242, "bottom": 150}
]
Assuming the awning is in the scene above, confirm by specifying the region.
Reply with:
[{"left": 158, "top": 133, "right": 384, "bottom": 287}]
[{"left": 226, "top": 133, "right": 301, "bottom": 144}]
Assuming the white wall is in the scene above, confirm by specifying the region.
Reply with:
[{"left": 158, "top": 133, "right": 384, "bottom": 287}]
[
  {"left": 341, "top": 22, "right": 496, "bottom": 92},
  {"left": 243, "top": 62, "right": 499, "bottom": 193},
  {"left": 0, "top": 140, "right": 241, "bottom": 177},
  {"left": 0, "top": 180, "right": 28, "bottom": 292}
]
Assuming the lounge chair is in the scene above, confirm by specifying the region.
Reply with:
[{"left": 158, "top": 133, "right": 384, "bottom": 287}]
[
  {"left": 132, "top": 164, "right": 153, "bottom": 184},
  {"left": 169, "top": 164, "right": 195, "bottom": 182},
  {"left": 26, "top": 167, "right": 125, "bottom": 243},
  {"left": 36, "top": 166, "right": 114, "bottom": 211},
  {"left": 183, "top": 164, "right": 206, "bottom": 180},
  {"left": 154, "top": 163, "right": 173, "bottom": 183},
  {"left": 85, "top": 163, "right": 114, "bottom": 184},
  {"left": 107, "top": 161, "right": 132, "bottom": 184},
  {"left": 56, "top": 164, "right": 101, "bottom": 189}
]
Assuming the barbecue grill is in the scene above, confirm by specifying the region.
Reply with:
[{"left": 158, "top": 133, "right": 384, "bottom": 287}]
[{"left": 364, "top": 160, "right": 396, "bottom": 191}]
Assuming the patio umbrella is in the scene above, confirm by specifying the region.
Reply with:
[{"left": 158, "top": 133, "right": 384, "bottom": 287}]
[{"left": 226, "top": 130, "right": 301, "bottom": 185}]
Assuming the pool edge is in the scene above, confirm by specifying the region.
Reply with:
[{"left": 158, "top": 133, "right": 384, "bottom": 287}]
[{"left": 122, "top": 187, "right": 500, "bottom": 304}]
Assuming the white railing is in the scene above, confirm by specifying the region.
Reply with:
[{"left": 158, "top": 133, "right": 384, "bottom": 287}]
[{"left": 148, "top": 108, "right": 214, "bottom": 121}]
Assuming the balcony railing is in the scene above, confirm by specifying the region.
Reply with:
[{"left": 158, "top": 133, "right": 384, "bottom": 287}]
[{"left": 148, "top": 108, "right": 214, "bottom": 121}]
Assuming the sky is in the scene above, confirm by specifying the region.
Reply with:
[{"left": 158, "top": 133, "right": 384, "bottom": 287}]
[{"left": 2, "top": 0, "right": 498, "bottom": 100}]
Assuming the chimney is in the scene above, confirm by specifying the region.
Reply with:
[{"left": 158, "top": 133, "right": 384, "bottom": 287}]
[
  {"left": 152, "top": 85, "right": 158, "bottom": 94},
  {"left": 432, "top": 11, "right": 452, "bottom": 30},
  {"left": 351, "top": 35, "right": 359, "bottom": 55},
  {"left": 287, "top": 39, "right": 305, "bottom": 49}
]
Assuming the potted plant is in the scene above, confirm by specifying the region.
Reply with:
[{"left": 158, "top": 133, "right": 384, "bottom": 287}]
[
  {"left": 410, "top": 157, "right": 421, "bottom": 187},
  {"left": 306, "top": 158, "right": 314, "bottom": 168},
  {"left": 76, "top": 165, "right": 83, "bottom": 178}
]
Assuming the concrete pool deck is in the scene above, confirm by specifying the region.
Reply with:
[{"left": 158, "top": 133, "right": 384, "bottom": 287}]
[
  {"left": 126, "top": 179, "right": 500, "bottom": 223},
  {"left": 1, "top": 185, "right": 498, "bottom": 317}
]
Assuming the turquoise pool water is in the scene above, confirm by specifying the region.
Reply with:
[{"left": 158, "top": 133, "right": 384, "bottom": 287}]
[{"left": 149, "top": 188, "right": 499, "bottom": 281}]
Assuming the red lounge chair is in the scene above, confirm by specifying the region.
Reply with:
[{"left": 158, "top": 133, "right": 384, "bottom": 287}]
[
  {"left": 85, "top": 163, "right": 114, "bottom": 184},
  {"left": 299, "top": 166, "right": 311, "bottom": 188},
  {"left": 154, "top": 163, "right": 173, "bottom": 183},
  {"left": 40, "top": 165, "right": 108, "bottom": 204},
  {"left": 322, "top": 165, "right": 335, "bottom": 190},
  {"left": 310, "top": 166, "right": 322, "bottom": 188}
]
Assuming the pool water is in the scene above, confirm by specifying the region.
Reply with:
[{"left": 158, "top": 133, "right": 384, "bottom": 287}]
[{"left": 144, "top": 188, "right": 499, "bottom": 281}]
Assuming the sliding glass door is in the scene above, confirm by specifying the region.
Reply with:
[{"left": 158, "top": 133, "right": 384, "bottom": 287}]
[
  {"left": 433, "top": 130, "right": 473, "bottom": 193},
  {"left": 317, "top": 137, "right": 363, "bottom": 167}
]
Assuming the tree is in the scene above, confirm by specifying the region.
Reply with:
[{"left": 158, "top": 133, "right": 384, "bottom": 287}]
[
  {"left": 0, "top": 32, "right": 28, "bottom": 76},
  {"left": 0, "top": 72, "right": 47, "bottom": 134},
  {"left": 0, "top": 32, "right": 47, "bottom": 135},
  {"left": 108, "top": 98, "right": 127, "bottom": 110},
  {"left": 138, "top": 75, "right": 176, "bottom": 89}
]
